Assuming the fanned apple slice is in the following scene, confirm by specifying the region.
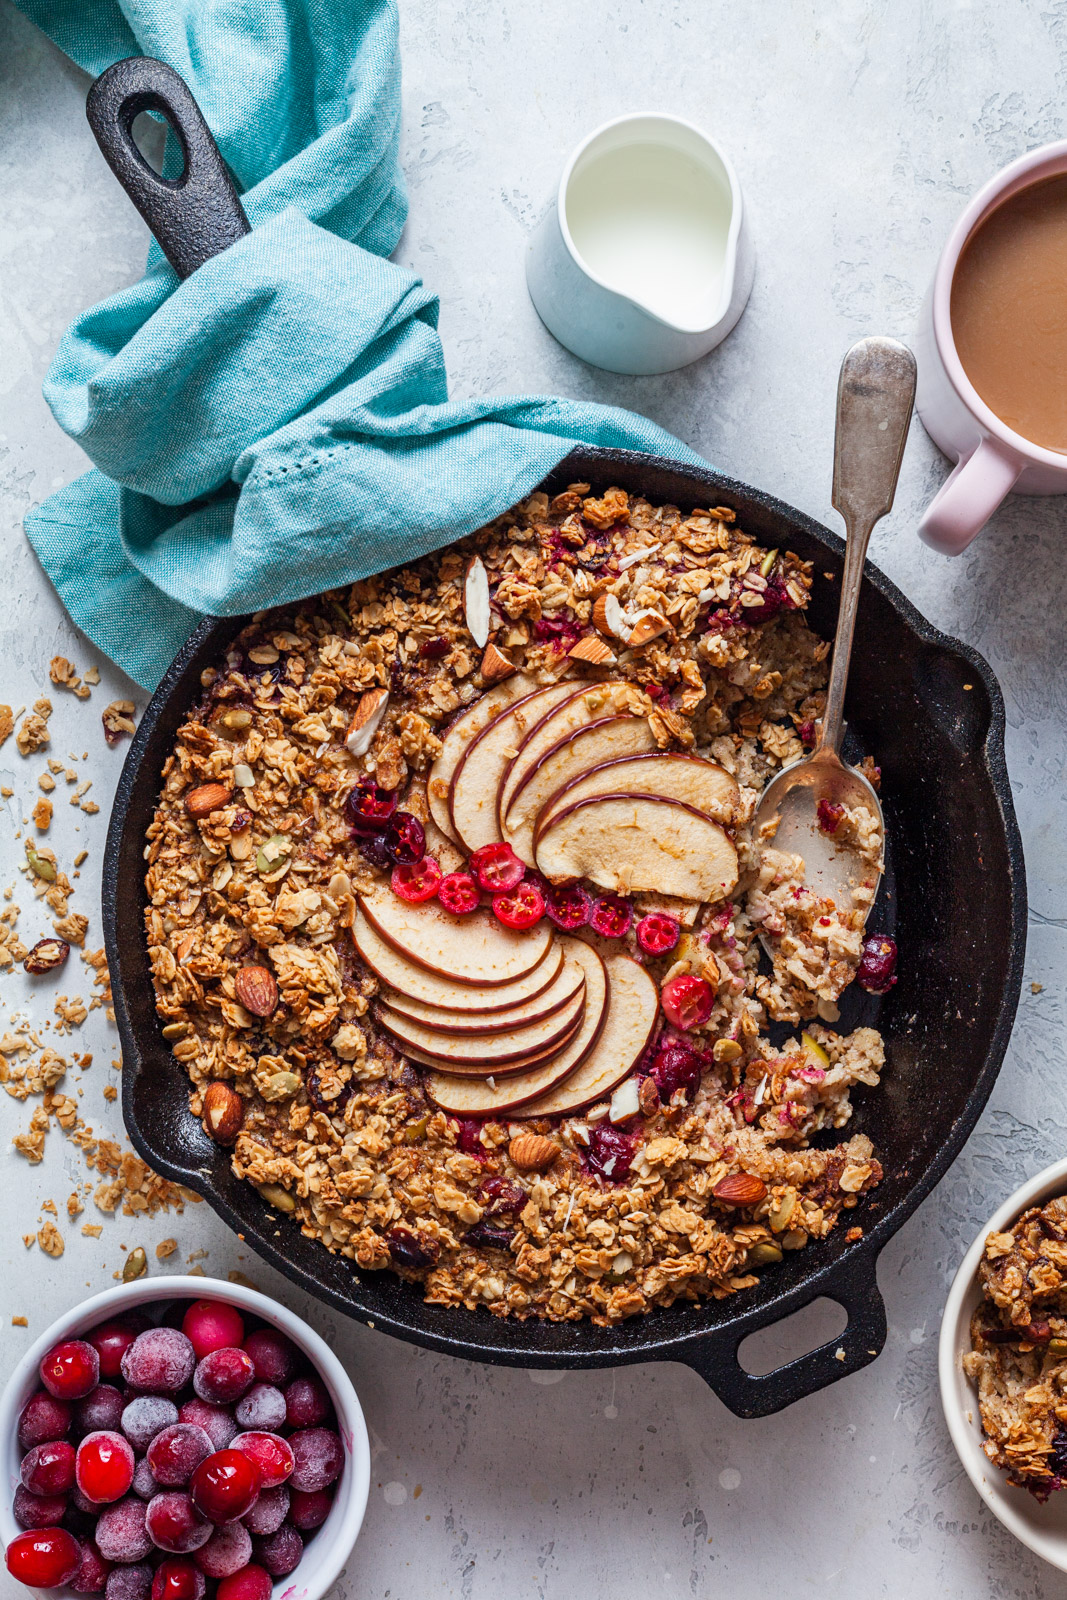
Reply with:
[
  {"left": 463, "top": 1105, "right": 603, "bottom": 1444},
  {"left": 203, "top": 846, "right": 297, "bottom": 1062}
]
[
  {"left": 353, "top": 912, "right": 563, "bottom": 1010},
  {"left": 358, "top": 890, "right": 553, "bottom": 984},
  {"left": 427, "top": 674, "right": 540, "bottom": 844},
  {"left": 449, "top": 681, "right": 581, "bottom": 854},
  {"left": 535, "top": 751, "right": 740, "bottom": 843},
  {"left": 377, "top": 981, "right": 586, "bottom": 1065},
  {"left": 422, "top": 941, "right": 609, "bottom": 1112},
  {"left": 496, "top": 680, "right": 638, "bottom": 840},
  {"left": 383, "top": 956, "right": 584, "bottom": 1032},
  {"left": 393, "top": 1012, "right": 584, "bottom": 1078},
  {"left": 502, "top": 714, "right": 658, "bottom": 867},
  {"left": 514, "top": 951, "right": 658, "bottom": 1118},
  {"left": 536, "top": 794, "right": 738, "bottom": 903}
]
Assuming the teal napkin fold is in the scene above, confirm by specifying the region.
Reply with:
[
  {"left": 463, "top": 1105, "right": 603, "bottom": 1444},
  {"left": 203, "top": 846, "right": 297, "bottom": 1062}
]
[{"left": 16, "top": 0, "right": 705, "bottom": 689}]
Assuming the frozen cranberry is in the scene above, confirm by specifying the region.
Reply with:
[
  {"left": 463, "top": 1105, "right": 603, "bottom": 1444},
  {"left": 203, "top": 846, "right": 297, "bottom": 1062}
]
[
  {"left": 193, "top": 1348, "right": 255, "bottom": 1406},
  {"left": 231, "top": 1432, "right": 294, "bottom": 1489},
  {"left": 75, "top": 1386, "right": 126, "bottom": 1436},
  {"left": 252, "top": 1524, "right": 303, "bottom": 1577},
  {"left": 436, "top": 870, "right": 480, "bottom": 914},
  {"left": 89, "top": 1325, "right": 138, "bottom": 1382},
  {"left": 649, "top": 1040, "right": 704, "bottom": 1103},
  {"left": 147, "top": 1426, "right": 214, "bottom": 1489},
  {"left": 660, "top": 973, "right": 715, "bottom": 1030},
  {"left": 543, "top": 882, "right": 592, "bottom": 931},
  {"left": 241, "top": 1485, "right": 290, "bottom": 1536},
  {"left": 131, "top": 1459, "right": 157, "bottom": 1500},
  {"left": 177, "top": 1400, "right": 237, "bottom": 1452},
  {"left": 586, "top": 1123, "right": 636, "bottom": 1182},
  {"left": 469, "top": 842, "right": 525, "bottom": 893},
  {"left": 19, "top": 1390, "right": 72, "bottom": 1449},
  {"left": 283, "top": 1376, "right": 334, "bottom": 1430},
  {"left": 121, "top": 1330, "right": 196, "bottom": 1395},
  {"left": 391, "top": 854, "right": 442, "bottom": 902},
  {"left": 346, "top": 779, "right": 398, "bottom": 834},
  {"left": 355, "top": 832, "right": 392, "bottom": 869},
  {"left": 5, "top": 1528, "right": 81, "bottom": 1588},
  {"left": 180, "top": 1302, "right": 245, "bottom": 1362},
  {"left": 193, "top": 1521, "right": 252, "bottom": 1581},
  {"left": 382, "top": 812, "right": 424, "bottom": 865},
  {"left": 13, "top": 1486, "right": 68, "bottom": 1530},
  {"left": 144, "top": 1493, "right": 211, "bottom": 1555},
  {"left": 189, "top": 1451, "right": 261, "bottom": 1525},
  {"left": 241, "top": 1329, "right": 298, "bottom": 1387},
  {"left": 122, "top": 1397, "right": 179, "bottom": 1452},
  {"left": 857, "top": 933, "right": 898, "bottom": 995},
  {"left": 216, "top": 1566, "right": 272, "bottom": 1600},
  {"left": 288, "top": 1429, "right": 343, "bottom": 1494},
  {"left": 22, "top": 1439, "right": 76, "bottom": 1496},
  {"left": 492, "top": 880, "right": 544, "bottom": 929},
  {"left": 636, "top": 913, "right": 681, "bottom": 957},
  {"left": 71, "top": 1540, "right": 111, "bottom": 1595},
  {"left": 151, "top": 1560, "right": 205, "bottom": 1600},
  {"left": 234, "top": 1384, "right": 286, "bottom": 1432},
  {"left": 77, "top": 1432, "right": 135, "bottom": 1504},
  {"left": 590, "top": 894, "right": 633, "bottom": 939},
  {"left": 41, "top": 1340, "right": 100, "bottom": 1401},
  {"left": 71, "top": 1485, "right": 101, "bottom": 1517},
  {"left": 105, "top": 1565, "right": 152, "bottom": 1600},
  {"left": 419, "top": 636, "right": 449, "bottom": 660},
  {"left": 287, "top": 1487, "right": 333, "bottom": 1531}
]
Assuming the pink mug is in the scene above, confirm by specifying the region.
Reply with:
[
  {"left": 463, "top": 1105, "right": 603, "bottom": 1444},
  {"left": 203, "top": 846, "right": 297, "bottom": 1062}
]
[{"left": 916, "top": 140, "right": 1067, "bottom": 555}]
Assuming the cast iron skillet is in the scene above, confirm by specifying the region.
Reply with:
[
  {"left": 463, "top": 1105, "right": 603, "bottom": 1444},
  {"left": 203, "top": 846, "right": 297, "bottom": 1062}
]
[{"left": 93, "top": 58, "right": 1026, "bottom": 1416}]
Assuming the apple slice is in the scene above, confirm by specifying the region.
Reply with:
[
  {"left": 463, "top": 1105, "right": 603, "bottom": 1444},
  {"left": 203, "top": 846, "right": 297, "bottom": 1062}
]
[
  {"left": 536, "top": 794, "right": 739, "bottom": 903},
  {"left": 496, "top": 680, "right": 638, "bottom": 841},
  {"left": 427, "top": 674, "right": 540, "bottom": 844},
  {"left": 353, "top": 912, "right": 564, "bottom": 1010},
  {"left": 377, "top": 981, "right": 586, "bottom": 1066},
  {"left": 422, "top": 941, "right": 609, "bottom": 1112},
  {"left": 514, "top": 951, "right": 658, "bottom": 1118},
  {"left": 358, "top": 888, "right": 552, "bottom": 984},
  {"left": 449, "top": 681, "right": 582, "bottom": 854},
  {"left": 535, "top": 751, "right": 740, "bottom": 842},
  {"left": 502, "top": 714, "right": 658, "bottom": 867},
  {"left": 383, "top": 955, "right": 584, "bottom": 1032}
]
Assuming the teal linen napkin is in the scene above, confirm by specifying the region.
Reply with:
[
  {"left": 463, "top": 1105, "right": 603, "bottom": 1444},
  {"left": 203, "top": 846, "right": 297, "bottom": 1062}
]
[{"left": 16, "top": 0, "right": 705, "bottom": 689}]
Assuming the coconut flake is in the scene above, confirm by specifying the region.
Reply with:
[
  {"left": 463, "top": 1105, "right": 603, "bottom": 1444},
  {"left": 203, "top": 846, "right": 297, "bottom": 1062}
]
[
  {"left": 464, "top": 555, "right": 491, "bottom": 648},
  {"left": 618, "top": 542, "right": 661, "bottom": 572}
]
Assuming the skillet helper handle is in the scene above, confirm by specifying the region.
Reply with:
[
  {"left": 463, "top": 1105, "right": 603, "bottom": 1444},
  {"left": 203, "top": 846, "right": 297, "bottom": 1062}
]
[
  {"left": 675, "top": 1252, "right": 887, "bottom": 1418},
  {"left": 85, "top": 56, "right": 251, "bottom": 279}
]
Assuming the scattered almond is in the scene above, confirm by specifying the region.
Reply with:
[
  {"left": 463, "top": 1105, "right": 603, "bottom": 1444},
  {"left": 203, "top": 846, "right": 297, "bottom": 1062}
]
[
  {"left": 568, "top": 635, "right": 616, "bottom": 667},
  {"left": 464, "top": 555, "right": 491, "bottom": 648},
  {"left": 712, "top": 1172, "right": 768, "bottom": 1208},
  {"left": 509, "top": 1133, "right": 558, "bottom": 1171},
  {"left": 201, "top": 1082, "right": 244, "bottom": 1145},
  {"left": 480, "top": 641, "right": 515, "bottom": 683},
  {"left": 184, "top": 781, "right": 232, "bottom": 819},
  {"left": 234, "top": 965, "right": 278, "bottom": 1017},
  {"left": 627, "top": 609, "right": 671, "bottom": 649},
  {"left": 345, "top": 687, "right": 389, "bottom": 757}
]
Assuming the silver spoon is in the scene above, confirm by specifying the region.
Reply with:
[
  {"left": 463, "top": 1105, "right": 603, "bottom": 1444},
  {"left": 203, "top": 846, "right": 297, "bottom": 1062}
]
[{"left": 751, "top": 335, "right": 916, "bottom": 935}]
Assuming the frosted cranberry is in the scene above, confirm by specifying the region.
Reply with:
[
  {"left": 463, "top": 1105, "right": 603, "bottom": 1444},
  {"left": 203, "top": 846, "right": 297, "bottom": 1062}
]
[
  {"left": 180, "top": 1303, "right": 245, "bottom": 1362},
  {"left": 189, "top": 1451, "right": 261, "bottom": 1525},
  {"left": 241, "top": 1329, "right": 298, "bottom": 1387},
  {"left": 147, "top": 1426, "right": 214, "bottom": 1489},
  {"left": 649, "top": 1041, "right": 704, "bottom": 1104},
  {"left": 391, "top": 855, "right": 442, "bottom": 902},
  {"left": 105, "top": 1565, "right": 152, "bottom": 1600},
  {"left": 857, "top": 933, "right": 898, "bottom": 995},
  {"left": 216, "top": 1565, "right": 272, "bottom": 1600},
  {"left": 234, "top": 1384, "right": 286, "bottom": 1432},
  {"left": 382, "top": 811, "right": 425, "bottom": 866},
  {"left": 77, "top": 1432, "right": 135, "bottom": 1505},
  {"left": 131, "top": 1459, "right": 158, "bottom": 1500},
  {"left": 543, "top": 881, "right": 592, "bottom": 931},
  {"left": 13, "top": 1486, "right": 68, "bottom": 1530},
  {"left": 151, "top": 1560, "right": 205, "bottom": 1600},
  {"left": 144, "top": 1493, "right": 211, "bottom": 1555},
  {"left": 817, "top": 798, "right": 845, "bottom": 834},
  {"left": 660, "top": 973, "right": 715, "bottom": 1030},
  {"left": 22, "top": 1439, "right": 76, "bottom": 1496},
  {"left": 436, "top": 870, "right": 479, "bottom": 914},
  {"left": 469, "top": 842, "right": 525, "bottom": 893},
  {"left": 122, "top": 1397, "right": 179, "bottom": 1452},
  {"left": 635, "top": 913, "right": 681, "bottom": 957},
  {"left": 177, "top": 1401, "right": 237, "bottom": 1452},
  {"left": 287, "top": 1487, "right": 333, "bottom": 1531},
  {"left": 75, "top": 1386, "right": 126, "bottom": 1436},
  {"left": 41, "top": 1341, "right": 100, "bottom": 1400},
  {"left": 491, "top": 880, "right": 544, "bottom": 929},
  {"left": 586, "top": 1123, "right": 636, "bottom": 1183},
  {"left": 288, "top": 1428, "right": 343, "bottom": 1493},
  {"left": 241, "top": 1485, "right": 290, "bottom": 1536},
  {"left": 19, "top": 1390, "right": 72, "bottom": 1449},
  {"left": 346, "top": 779, "right": 398, "bottom": 834},
  {"left": 71, "top": 1540, "right": 111, "bottom": 1594},
  {"left": 121, "top": 1330, "right": 195, "bottom": 1395},
  {"left": 283, "top": 1376, "right": 333, "bottom": 1430},
  {"left": 5, "top": 1528, "right": 81, "bottom": 1588},
  {"left": 193, "top": 1522, "right": 252, "bottom": 1580},
  {"left": 71, "top": 1485, "right": 100, "bottom": 1517},
  {"left": 193, "top": 1348, "right": 254, "bottom": 1406},
  {"left": 252, "top": 1524, "right": 303, "bottom": 1577},
  {"left": 232, "top": 1432, "right": 294, "bottom": 1489},
  {"left": 89, "top": 1325, "right": 138, "bottom": 1382},
  {"left": 590, "top": 894, "right": 633, "bottom": 939}
]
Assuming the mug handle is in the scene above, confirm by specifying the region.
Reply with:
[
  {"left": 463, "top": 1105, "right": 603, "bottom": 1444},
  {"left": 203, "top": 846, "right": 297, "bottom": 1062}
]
[{"left": 918, "top": 438, "right": 1021, "bottom": 555}]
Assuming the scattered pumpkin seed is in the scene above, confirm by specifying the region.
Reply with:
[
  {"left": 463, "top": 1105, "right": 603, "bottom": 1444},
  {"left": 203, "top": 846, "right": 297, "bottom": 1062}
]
[
  {"left": 161, "top": 1022, "right": 189, "bottom": 1041},
  {"left": 759, "top": 547, "right": 779, "bottom": 578},
  {"left": 256, "top": 834, "right": 291, "bottom": 874},
  {"left": 220, "top": 709, "right": 252, "bottom": 731},
  {"left": 25, "top": 844, "right": 57, "bottom": 883},
  {"left": 256, "top": 1183, "right": 296, "bottom": 1214},
  {"left": 122, "top": 1246, "right": 148, "bottom": 1282},
  {"left": 261, "top": 1071, "right": 301, "bottom": 1102},
  {"left": 767, "top": 1191, "right": 797, "bottom": 1233},
  {"left": 747, "top": 1242, "right": 784, "bottom": 1266},
  {"left": 1050, "top": 1338, "right": 1067, "bottom": 1356}
]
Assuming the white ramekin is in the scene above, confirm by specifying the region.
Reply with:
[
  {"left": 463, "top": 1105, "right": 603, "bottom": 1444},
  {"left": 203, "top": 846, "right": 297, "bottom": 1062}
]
[
  {"left": 939, "top": 1157, "right": 1067, "bottom": 1572},
  {"left": 0, "top": 1276, "right": 370, "bottom": 1600}
]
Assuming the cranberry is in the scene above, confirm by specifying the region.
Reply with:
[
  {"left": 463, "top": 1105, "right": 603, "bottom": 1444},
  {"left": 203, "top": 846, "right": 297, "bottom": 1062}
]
[
  {"left": 230, "top": 1384, "right": 283, "bottom": 1433},
  {"left": 391, "top": 855, "right": 442, "bottom": 902},
  {"left": 122, "top": 1397, "right": 179, "bottom": 1452},
  {"left": 586, "top": 1123, "right": 636, "bottom": 1182},
  {"left": 13, "top": 1486, "right": 68, "bottom": 1530},
  {"left": 817, "top": 798, "right": 845, "bottom": 834},
  {"left": 462, "top": 1220, "right": 514, "bottom": 1252},
  {"left": 288, "top": 1428, "right": 343, "bottom": 1493},
  {"left": 177, "top": 1400, "right": 237, "bottom": 1452},
  {"left": 738, "top": 578, "right": 794, "bottom": 625},
  {"left": 151, "top": 1560, "right": 205, "bottom": 1600},
  {"left": 93, "top": 1498, "right": 153, "bottom": 1564},
  {"left": 241, "top": 1484, "right": 290, "bottom": 1536},
  {"left": 649, "top": 1041, "right": 704, "bottom": 1103},
  {"left": 468, "top": 842, "right": 525, "bottom": 893},
  {"left": 481, "top": 1176, "right": 525, "bottom": 1213},
  {"left": 543, "top": 882, "right": 592, "bottom": 931},
  {"left": 491, "top": 880, "right": 544, "bottom": 929},
  {"left": 230, "top": 1432, "right": 294, "bottom": 1490},
  {"left": 241, "top": 1329, "right": 299, "bottom": 1387},
  {"left": 193, "top": 1521, "right": 252, "bottom": 1580},
  {"left": 89, "top": 1325, "right": 138, "bottom": 1382},
  {"left": 189, "top": 1450, "right": 261, "bottom": 1525},
  {"left": 70, "top": 1485, "right": 100, "bottom": 1517},
  {"left": 144, "top": 1493, "right": 211, "bottom": 1554},
  {"left": 386, "top": 1226, "right": 435, "bottom": 1270},
  {"left": 71, "top": 1540, "right": 111, "bottom": 1595},
  {"left": 121, "top": 1329, "right": 196, "bottom": 1395},
  {"left": 660, "top": 973, "right": 715, "bottom": 1030},
  {"left": 252, "top": 1524, "right": 303, "bottom": 1577},
  {"left": 532, "top": 612, "right": 583, "bottom": 649},
  {"left": 193, "top": 1348, "right": 255, "bottom": 1405},
  {"left": 180, "top": 1302, "right": 245, "bottom": 1362},
  {"left": 41, "top": 1341, "right": 100, "bottom": 1401},
  {"left": 635, "top": 913, "right": 681, "bottom": 957},
  {"left": 382, "top": 811, "right": 425, "bottom": 866},
  {"left": 216, "top": 1565, "right": 272, "bottom": 1600},
  {"left": 345, "top": 779, "right": 398, "bottom": 834},
  {"left": 147, "top": 1426, "right": 214, "bottom": 1489},
  {"left": 5, "top": 1528, "right": 81, "bottom": 1588},
  {"left": 22, "top": 1439, "right": 76, "bottom": 1496},
  {"left": 76, "top": 1432, "right": 135, "bottom": 1505},
  {"left": 437, "top": 870, "right": 480, "bottom": 914},
  {"left": 287, "top": 1487, "right": 333, "bottom": 1531},
  {"left": 355, "top": 832, "right": 393, "bottom": 869},
  {"left": 131, "top": 1459, "right": 158, "bottom": 1500},
  {"left": 857, "top": 933, "right": 898, "bottom": 994},
  {"left": 798, "top": 718, "right": 816, "bottom": 746},
  {"left": 75, "top": 1385, "right": 126, "bottom": 1437},
  {"left": 283, "top": 1376, "right": 334, "bottom": 1431},
  {"left": 106, "top": 1568, "right": 152, "bottom": 1600},
  {"left": 419, "top": 636, "right": 450, "bottom": 660},
  {"left": 590, "top": 894, "right": 633, "bottom": 939},
  {"left": 19, "top": 1391, "right": 72, "bottom": 1450}
]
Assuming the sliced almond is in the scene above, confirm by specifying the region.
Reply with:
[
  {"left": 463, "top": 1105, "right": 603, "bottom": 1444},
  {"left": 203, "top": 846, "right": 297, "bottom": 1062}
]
[
  {"left": 480, "top": 641, "right": 515, "bottom": 682},
  {"left": 345, "top": 687, "right": 389, "bottom": 756},
  {"left": 592, "top": 593, "right": 631, "bottom": 642},
  {"left": 627, "top": 609, "right": 671, "bottom": 648},
  {"left": 464, "top": 555, "right": 491, "bottom": 648},
  {"left": 568, "top": 635, "right": 617, "bottom": 667}
]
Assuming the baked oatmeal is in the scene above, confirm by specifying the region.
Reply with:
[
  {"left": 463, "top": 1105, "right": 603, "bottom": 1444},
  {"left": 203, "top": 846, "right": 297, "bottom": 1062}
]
[{"left": 144, "top": 485, "right": 894, "bottom": 1324}]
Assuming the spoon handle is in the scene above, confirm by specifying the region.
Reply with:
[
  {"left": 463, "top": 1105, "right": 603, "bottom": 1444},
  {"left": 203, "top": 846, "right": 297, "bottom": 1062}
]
[{"left": 818, "top": 336, "right": 917, "bottom": 757}]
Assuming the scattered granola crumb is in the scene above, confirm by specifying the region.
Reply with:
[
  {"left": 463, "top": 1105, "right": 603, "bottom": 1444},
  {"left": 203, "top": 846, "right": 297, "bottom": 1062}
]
[
  {"left": 74, "top": 851, "right": 88, "bottom": 868},
  {"left": 54, "top": 912, "right": 89, "bottom": 947},
  {"left": 103, "top": 1085, "right": 117, "bottom": 1103},
  {"left": 38, "top": 773, "right": 56, "bottom": 794},
  {"left": 37, "top": 1220, "right": 64, "bottom": 1258},
  {"left": 81, "top": 1224, "right": 103, "bottom": 1238},
  {"left": 1, "top": 786, "right": 12, "bottom": 798},
  {"left": 32, "top": 798, "right": 53, "bottom": 832},
  {"left": 1032, "top": 982, "right": 1044, "bottom": 994},
  {"left": 11, "top": 1316, "right": 27, "bottom": 1327},
  {"left": 156, "top": 1239, "right": 178, "bottom": 1260},
  {"left": 50, "top": 657, "right": 83, "bottom": 693},
  {"left": 67, "top": 1193, "right": 84, "bottom": 1219},
  {"left": 84, "top": 666, "right": 101, "bottom": 686},
  {"left": 16, "top": 707, "right": 51, "bottom": 757},
  {"left": 0, "top": 706, "right": 13, "bottom": 749},
  {"left": 40, "top": 1198, "right": 57, "bottom": 1217},
  {"left": 102, "top": 701, "right": 137, "bottom": 745}
]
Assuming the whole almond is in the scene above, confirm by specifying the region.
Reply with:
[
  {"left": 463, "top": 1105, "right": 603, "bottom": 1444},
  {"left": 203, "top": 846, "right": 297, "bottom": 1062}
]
[
  {"left": 201, "top": 1082, "right": 244, "bottom": 1145},
  {"left": 712, "top": 1171, "right": 768, "bottom": 1208},
  {"left": 509, "top": 1132, "right": 558, "bottom": 1171},
  {"left": 480, "top": 641, "right": 515, "bottom": 683},
  {"left": 235, "top": 964, "right": 279, "bottom": 1017},
  {"left": 592, "top": 592, "right": 630, "bottom": 642},
  {"left": 185, "top": 781, "right": 233, "bottom": 819}
]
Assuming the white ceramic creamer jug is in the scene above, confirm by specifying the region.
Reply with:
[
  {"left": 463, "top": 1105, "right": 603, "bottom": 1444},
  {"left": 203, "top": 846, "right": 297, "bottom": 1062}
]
[{"left": 526, "top": 112, "right": 754, "bottom": 375}]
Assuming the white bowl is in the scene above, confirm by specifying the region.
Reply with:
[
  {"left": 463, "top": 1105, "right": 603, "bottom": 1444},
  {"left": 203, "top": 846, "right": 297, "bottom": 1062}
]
[
  {"left": 0, "top": 1276, "right": 370, "bottom": 1600},
  {"left": 939, "top": 1156, "right": 1067, "bottom": 1572}
]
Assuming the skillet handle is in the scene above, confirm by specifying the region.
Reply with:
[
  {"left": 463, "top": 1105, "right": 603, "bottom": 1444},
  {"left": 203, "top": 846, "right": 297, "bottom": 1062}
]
[
  {"left": 675, "top": 1251, "right": 887, "bottom": 1418},
  {"left": 86, "top": 57, "right": 251, "bottom": 279}
]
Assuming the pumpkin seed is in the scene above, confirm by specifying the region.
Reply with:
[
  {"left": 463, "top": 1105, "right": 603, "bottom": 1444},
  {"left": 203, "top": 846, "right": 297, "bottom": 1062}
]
[
  {"left": 262, "top": 1071, "right": 301, "bottom": 1102},
  {"left": 25, "top": 844, "right": 57, "bottom": 883},
  {"left": 122, "top": 1247, "right": 148, "bottom": 1282},
  {"left": 747, "top": 1242, "right": 784, "bottom": 1266},
  {"left": 256, "top": 1183, "right": 296, "bottom": 1214},
  {"left": 759, "top": 547, "right": 779, "bottom": 578},
  {"left": 161, "top": 1022, "right": 189, "bottom": 1041}
]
